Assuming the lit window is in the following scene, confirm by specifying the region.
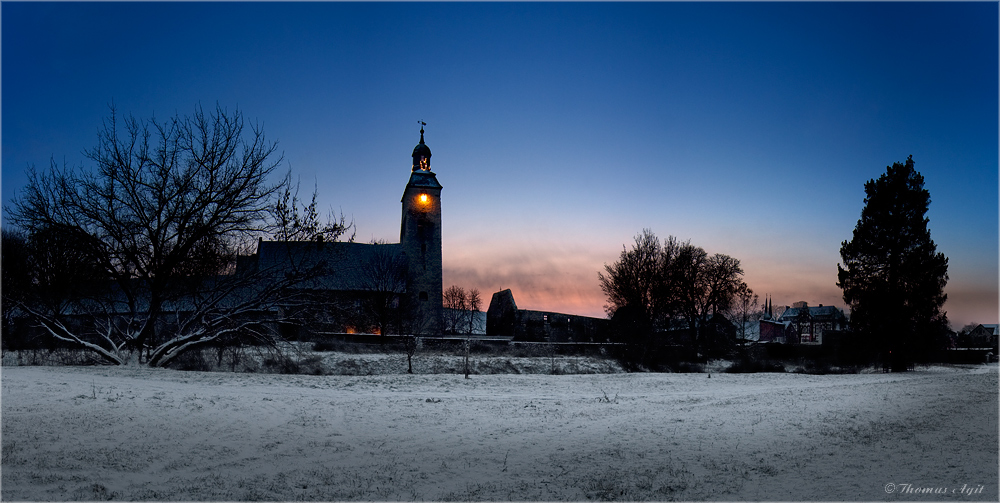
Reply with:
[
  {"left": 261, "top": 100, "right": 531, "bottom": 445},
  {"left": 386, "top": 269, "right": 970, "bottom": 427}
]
[{"left": 419, "top": 194, "right": 429, "bottom": 204}]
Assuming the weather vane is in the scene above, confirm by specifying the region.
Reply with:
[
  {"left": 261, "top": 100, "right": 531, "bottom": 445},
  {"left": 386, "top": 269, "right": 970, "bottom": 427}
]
[{"left": 418, "top": 120, "right": 426, "bottom": 132}]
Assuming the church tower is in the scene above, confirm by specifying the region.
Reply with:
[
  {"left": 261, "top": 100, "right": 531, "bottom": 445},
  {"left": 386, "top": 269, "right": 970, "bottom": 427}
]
[{"left": 400, "top": 123, "right": 443, "bottom": 334}]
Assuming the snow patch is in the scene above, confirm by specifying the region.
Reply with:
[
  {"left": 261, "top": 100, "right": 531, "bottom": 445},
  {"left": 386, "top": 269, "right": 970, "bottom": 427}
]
[{"left": 2, "top": 364, "right": 997, "bottom": 500}]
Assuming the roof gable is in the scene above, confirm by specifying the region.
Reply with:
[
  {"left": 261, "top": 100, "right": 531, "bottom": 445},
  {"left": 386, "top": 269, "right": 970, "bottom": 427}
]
[{"left": 779, "top": 305, "right": 846, "bottom": 321}]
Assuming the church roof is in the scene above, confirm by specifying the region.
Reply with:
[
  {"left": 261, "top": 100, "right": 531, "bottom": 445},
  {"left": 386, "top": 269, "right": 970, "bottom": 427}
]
[
  {"left": 412, "top": 139, "right": 431, "bottom": 159},
  {"left": 404, "top": 170, "right": 443, "bottom": 190},
  {"left": 779, "top": 305, "right": 846, "bottom": 321},
  {"left": 252, "top": 240, "right": 404, "bottom": 292}
]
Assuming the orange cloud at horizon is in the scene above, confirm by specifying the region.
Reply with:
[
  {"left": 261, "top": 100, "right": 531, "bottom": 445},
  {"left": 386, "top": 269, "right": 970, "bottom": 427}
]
[
  {"left": 443, "top": 242, "right": 610, "bottom": 319},
  {"left": 443, "top": 239, "right": 995, "bottom": 328}
]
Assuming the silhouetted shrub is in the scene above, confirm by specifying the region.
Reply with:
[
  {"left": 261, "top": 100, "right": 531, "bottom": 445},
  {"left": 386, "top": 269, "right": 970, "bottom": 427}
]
[
  {"left": 668, "top": 361, "right": 705, "bottom": 373},
  {"left": 312, "top": 339, "right": 391, "bottom": 354},
  {"left": 312, "top": 339, "right": 341, "bottom": 352},
  {"left": 298, "top": 355, "right": 327, "bottom": 375},
  {"left": 262, "top": 355, "right": 300, "bottom": 374},
  {"left": 169, "top": 349, "right": 214, "bottom": 372},
  {"left": 725, "top": 359, "right": 785, "bottom": 373},
  {"left": 792, "top": 361, "right": 859, "bottom": 374},
  {"left": 261, "top": 354, "right": 327, "bottom": 375}
]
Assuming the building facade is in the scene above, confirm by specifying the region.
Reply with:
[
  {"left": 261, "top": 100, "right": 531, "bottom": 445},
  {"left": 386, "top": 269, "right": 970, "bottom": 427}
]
[
  {"left": 776, "top": 301, "right": 848, "bottom": 345},
  {"left": 486, "top": 289, "right": 610, "bottom": 342}
]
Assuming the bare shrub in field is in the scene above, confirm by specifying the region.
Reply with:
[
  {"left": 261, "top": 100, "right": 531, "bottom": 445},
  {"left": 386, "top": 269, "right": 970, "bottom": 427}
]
[
  {"left": 791, "top": 360, "right": 860, "bottom": 375},
  {"left": 725, "top": 359, "right": 785, "bottom": 373},
  {"left": 581, "top": 463, "right": 695, "bottom": 501},
  {"left": 2, "top": 347, "right": 102, "bottom": 367}
]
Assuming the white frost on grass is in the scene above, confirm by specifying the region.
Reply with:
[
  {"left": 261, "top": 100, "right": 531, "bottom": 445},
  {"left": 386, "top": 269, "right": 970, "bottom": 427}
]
[
  {"left": 2, "top": 363, "right": 997, "bottom": 501},
  {"left": 311, "top": 350, "right": 626, "bottom": 376}
]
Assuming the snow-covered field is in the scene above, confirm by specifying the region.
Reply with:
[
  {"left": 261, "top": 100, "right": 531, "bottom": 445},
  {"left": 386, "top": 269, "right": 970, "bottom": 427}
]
[{"left": 2, "top": 360, "right": 997, "bottom": 501}]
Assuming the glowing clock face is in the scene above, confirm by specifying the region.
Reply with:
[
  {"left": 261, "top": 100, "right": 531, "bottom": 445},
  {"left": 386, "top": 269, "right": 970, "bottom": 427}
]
[{"left": 419, "top": 194, "right": 429, "bottom": 204}]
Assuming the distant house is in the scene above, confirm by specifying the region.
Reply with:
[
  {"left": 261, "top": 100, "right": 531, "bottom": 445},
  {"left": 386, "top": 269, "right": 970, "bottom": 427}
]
[
  {"left": 959, "top": 324, "right": 999, "bottom": 349},
  {"left": 777, "top": 301, "right": 848, "bottom": 345},
  {"left": 758, "top": 319, "right": 795, "bottom": 344},
  {"left": 756, "top": 299, "right": 847, "bottom": 345},
  {"left": 757, "top": 296, "right": 793, "bottom": 344}
]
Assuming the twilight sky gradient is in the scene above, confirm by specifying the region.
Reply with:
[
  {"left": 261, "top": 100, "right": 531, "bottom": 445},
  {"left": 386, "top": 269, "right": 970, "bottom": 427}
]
[{"left": 2, "top": 2, "right": 997, "bottom": 327}]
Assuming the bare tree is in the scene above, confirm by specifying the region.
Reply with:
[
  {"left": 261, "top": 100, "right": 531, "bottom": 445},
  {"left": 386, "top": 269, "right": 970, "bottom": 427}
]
[
  {"left": 726, "top": 284, "right": 761, "bottom": 343},
  {"left": 1, "top": 229, "right": 40, "bottom": 352},
  {"left": 361, "top": 240, "right": 407, "bottom": 336},
  {"left": 599, "top": 229, "right": 666, "bottom": 325},
  {"left": 725, "top": 284, "right": 762, "bottom": 363},
  {"left": 443, "top": 285, "right": 483, "bottom": 335},
  {"left": 600, "top": 230, "right": 680, "bottom": 368},
  {"left": 668, "top": 243, "right": 745, "bottom": 356},
  {"left": 399, "top": 293, "right": 423, "bottom": 374},
  {"left": 272, "top": 174, "right": 353, "bottom": 243},
  {"left": 466, "top": 288, "right": 482, "bottom": 334},
  {"left": 7, "top": 103, "right": 334, "bottom": 367},
  {"left": 443, "top": 285, "right": 470, "bottom": 335},
  {"left": 442, "top": 285, "right": 483, "bottom": 377},
  {"left": 601, "top": 230, "right": 748, "bottom": 361}
]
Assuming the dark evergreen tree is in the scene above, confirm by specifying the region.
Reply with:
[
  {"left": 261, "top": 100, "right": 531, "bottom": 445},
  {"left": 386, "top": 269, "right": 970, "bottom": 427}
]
[{"left": 837, "top": 156, "right": 949, "bottom": 371}]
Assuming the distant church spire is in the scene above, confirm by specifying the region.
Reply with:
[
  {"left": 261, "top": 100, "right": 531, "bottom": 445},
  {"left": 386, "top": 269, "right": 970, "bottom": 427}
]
[{"left": 412, "top": 121, "right": 431, "bottom": 172}]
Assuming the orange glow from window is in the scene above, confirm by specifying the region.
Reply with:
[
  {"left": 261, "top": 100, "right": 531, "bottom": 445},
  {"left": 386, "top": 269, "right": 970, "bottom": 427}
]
[{"left": 419, "top": 194, "right": 429, "bottom": 204}]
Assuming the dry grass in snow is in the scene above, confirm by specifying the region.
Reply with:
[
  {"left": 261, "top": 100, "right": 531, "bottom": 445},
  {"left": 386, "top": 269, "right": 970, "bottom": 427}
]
[{"left": 2, "top": 362, "right": 997, "bottom": 501}]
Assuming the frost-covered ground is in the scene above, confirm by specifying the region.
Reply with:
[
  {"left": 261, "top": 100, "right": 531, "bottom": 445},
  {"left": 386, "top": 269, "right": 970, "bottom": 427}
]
[{"left": 2, "top": 360, "right": 997, "bottom": 501}]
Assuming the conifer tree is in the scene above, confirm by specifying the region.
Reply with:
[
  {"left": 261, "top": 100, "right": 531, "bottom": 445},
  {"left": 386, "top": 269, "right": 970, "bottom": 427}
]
[{"left": 837, "top": 156, "right": 949, "bottom": 370}]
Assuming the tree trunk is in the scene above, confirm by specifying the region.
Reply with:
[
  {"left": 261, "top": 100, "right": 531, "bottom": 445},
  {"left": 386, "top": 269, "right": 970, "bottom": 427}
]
[{"left": 464, "top": 337, "right": 471, "bottom": 379}]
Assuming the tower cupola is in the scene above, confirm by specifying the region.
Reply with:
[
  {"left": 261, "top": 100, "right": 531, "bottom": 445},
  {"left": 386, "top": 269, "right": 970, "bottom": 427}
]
[
  {"left": 400, "top": 121, "right": 443, "bottom": 334},
  {"left": 412, "top": 122, "right": 432, "bottom": 172}
]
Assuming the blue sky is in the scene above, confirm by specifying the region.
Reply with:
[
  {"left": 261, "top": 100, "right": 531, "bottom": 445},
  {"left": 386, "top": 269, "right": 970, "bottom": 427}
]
[{"left": 2, "top": 2, "right": 997, "bottom": 327}]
